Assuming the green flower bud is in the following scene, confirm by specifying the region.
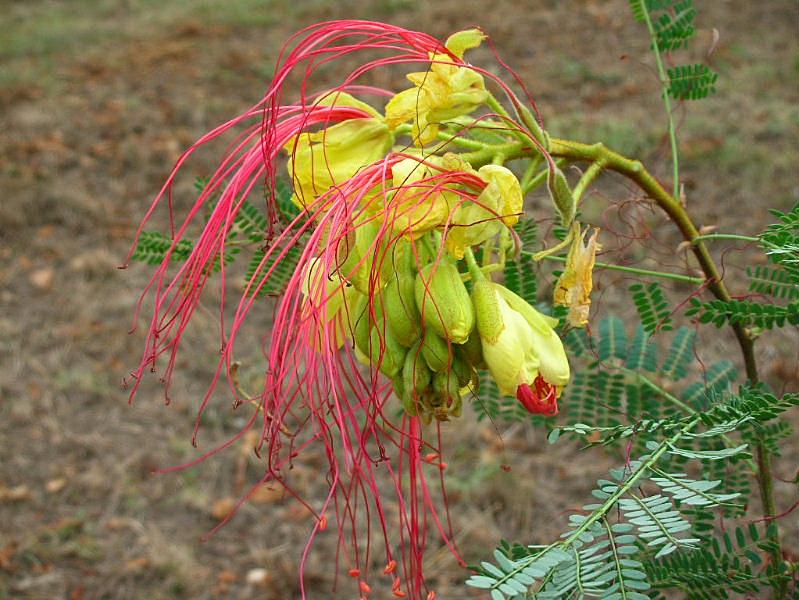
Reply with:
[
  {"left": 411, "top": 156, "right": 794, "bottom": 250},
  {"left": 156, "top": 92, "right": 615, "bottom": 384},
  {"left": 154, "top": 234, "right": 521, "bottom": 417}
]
[
  {"left": 414, "top": 257, "right": 474, "bottom": 343},
  {"left": 403, "top": 342, "right": 432, "bottom": 397},
  {"left": 383, "top": 271, "right": 422, "bottom": 347},
  {"left": 457, "top": 330, "right": 484, "bottom": 369},
  {"left": 352, "top": 296, "right": 407, "bottom": 378},
  {"left": 547, "top": 166, "right": 576, "bottom": 226},
  {"left": 431, "top": 371, "right": 461, "bottom": 421},
  {"left": 419, "top": 330, "right": 451, "bottom": 373},
  {"left": 450, "top": 353, "right": 475, "bottom": 388},
  {"left": 337, "top": 218, "right": 395, "bottom": 295}
]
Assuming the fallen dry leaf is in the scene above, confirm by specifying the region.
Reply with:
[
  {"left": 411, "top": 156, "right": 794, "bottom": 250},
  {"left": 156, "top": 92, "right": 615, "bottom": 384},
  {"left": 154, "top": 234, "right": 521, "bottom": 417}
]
[
  {"left": 250, "top": 484, "right": 284, "bottom": 504},
  {"left": 218, "top": 570, "right": 237, "bottom": 584},
  {"left": 0, "top": 485, "right": 31, "bottom": 502},
  {"left": 0, "top": 542, "right": 18, "bottom": 571},
  {"left": 45, "top": 478, "right": 67, "bottom": 494},
  {"left": 28, "top": 268, "right": 54, "bottom": 291},
  {"left": 246, "top": 568, "right": 270, "bottom": 586},
  {"left": 69, "top": 586, "right": 86, "bottom": 600},
  {"left": 123, "top": 557, "right": 150, "bottom": 573},
  {"left": 211, "top": 497, "right": 237, "bottom": 521}
]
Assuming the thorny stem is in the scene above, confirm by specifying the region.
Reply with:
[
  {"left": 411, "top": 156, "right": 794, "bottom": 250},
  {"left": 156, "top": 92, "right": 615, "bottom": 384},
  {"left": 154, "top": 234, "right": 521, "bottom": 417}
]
[{"left": 542, "top": 137, "right": 785, "bottom": 595}]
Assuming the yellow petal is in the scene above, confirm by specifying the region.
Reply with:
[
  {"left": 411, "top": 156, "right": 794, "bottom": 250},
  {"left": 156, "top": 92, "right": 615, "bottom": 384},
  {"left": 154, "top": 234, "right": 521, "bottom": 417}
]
[
  {"left": 554, "top": 226, "right": 601, "bottom": 328},
  {"left": 314, "top": 90, "right": 382, "bottom": 119},
  {"left": 473, "top": 281, "right": 540, "bottom": 395},
  {"left": 478, "top": 165, "right": 522, "bottom": 226},
  {"left": 285, "top": 117, "right": 392, "bottom": 207},
  {"left": 445, "top": 28, "right": 487, "bottom": 59}
]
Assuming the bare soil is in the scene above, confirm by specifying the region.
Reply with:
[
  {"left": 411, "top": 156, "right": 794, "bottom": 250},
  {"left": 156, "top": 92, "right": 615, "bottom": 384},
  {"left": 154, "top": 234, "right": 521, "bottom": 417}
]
[{"left": 1, "top": 1, "right": 798, "bottom": 599}]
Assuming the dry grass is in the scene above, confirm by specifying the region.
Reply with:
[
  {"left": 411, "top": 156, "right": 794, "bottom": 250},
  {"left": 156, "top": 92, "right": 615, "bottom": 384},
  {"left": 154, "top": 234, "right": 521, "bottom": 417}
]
[{"left": 1, "top": 1, "right": 798, "bottom": 598}]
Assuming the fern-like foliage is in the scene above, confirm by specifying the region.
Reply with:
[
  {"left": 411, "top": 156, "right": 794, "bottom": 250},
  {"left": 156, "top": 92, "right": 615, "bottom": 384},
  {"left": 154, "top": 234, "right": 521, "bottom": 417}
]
[
  {"left": 504, "top": 218, "right": 539, "bottom": 305},
  {"left": 686, "top": 298, "right": 799, "bottom": 330},
  {"left": 630, "top": 282, "right": 673, "bottom": 335},
  {"left": 598, "top": 316, "right": 628, "bottom": 362},
  {"left": 131, "top": 231, "right": 194, "bottom": 265},
  {"left": 680, "top": 360, "right": 736, "bottom": 409},
  {"left": 625, "top": 325, "right": 660, "bottom": 372},
  {"left": 759, "top": 202, "right": 799, "bottom": 281},
  {"left": 651, "top": 0, "right": 697, "bottom": 50},
  {"left": 747, "top": 265, "right": 799, "bottom": 300},
  {"left": 466, "top": 420, "right": 739, "bottom": 599},
  {"left": 643, "top": 523, "right": 788, "bottom": 599},
  {"left": 551, "top": 385, "right": 798, "bottom": 449},
  {"left": 244, "top": 244, "right": 303, "bottom": 298},
  {"left": 659, "top": 326, "right": 695, "bottom": 381},
  {"left": 504, "top": 257, "right": 537, "bottom": 306},
  {"left": 667, "top": 63, "right": 718, "bottom": 101},
  {"left": 132, "top": 178, "right": 305, "bottom": 295},
  {"left": 559, "top": 316, "right": 732, "bottom": 427}
]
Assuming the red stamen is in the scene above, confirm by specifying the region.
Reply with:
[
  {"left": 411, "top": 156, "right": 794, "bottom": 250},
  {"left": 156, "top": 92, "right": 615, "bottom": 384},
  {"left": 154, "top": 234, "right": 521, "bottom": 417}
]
[{"left": 516, "top": 377, "right": 559, "bottom": 416}]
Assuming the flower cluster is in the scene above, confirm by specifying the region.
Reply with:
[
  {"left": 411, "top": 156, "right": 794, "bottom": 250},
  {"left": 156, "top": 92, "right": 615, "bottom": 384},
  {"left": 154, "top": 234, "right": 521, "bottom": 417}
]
[{"left": 126, "top": 20, "right": 598, "bottom": 600}]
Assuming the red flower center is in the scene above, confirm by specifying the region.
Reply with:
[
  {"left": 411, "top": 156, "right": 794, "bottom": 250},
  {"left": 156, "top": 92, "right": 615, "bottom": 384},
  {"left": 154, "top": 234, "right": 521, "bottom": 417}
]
[{"left": 516, "top": 376, "right": 559, "bottom": 416}]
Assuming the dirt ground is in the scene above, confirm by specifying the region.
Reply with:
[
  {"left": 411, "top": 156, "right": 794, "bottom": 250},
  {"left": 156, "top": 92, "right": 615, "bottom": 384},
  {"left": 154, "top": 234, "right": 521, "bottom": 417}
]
[{"left": 1, "top": 1, "right": 798, "bottom": 599}]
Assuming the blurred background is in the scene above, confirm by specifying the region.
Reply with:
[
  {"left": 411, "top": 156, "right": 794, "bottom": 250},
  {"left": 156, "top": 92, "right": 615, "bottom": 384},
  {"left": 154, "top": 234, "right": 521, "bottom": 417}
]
[{"left": 1, "top": 1, "right": 798, "bottom": 598}]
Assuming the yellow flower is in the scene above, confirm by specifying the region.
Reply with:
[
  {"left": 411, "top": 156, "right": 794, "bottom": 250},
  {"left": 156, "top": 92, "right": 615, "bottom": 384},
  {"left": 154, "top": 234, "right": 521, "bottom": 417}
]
[
  {"left": 385, "top": 30, "right": 488, "bottom": 146},
  {"left": 285, "top": 92, "right": 393, "bottom": 209},
  {"left": 473, "top": 281, "right": 569, "bottom": 397},
  {"left": 301, "top": 255, "right": 361, "bottom": 350},
  {"left": 554, "top": 225, "right": 601, "bottom": 328},
  {"left": 385, "top": 157, "right": 458, "bottom": 236},
  {"left": 445, "top": 164, "right": 523, "bottom": 259}
]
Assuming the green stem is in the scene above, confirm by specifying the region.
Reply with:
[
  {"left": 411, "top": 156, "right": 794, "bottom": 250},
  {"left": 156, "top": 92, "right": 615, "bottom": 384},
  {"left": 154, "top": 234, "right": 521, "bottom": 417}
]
[
  {"left": 692, "top": 233, "right": 760, "bottom": 244},
  {"left": 485, "top": 416, "right": 700, "bottom": 594},
  {"left": 522, "top": 159, "right": 567, "bottom": 195},
  {"left": 617, "top": 367, "right": 757, "bottom": 473},
  {"left": 485, "top": 93, "right": 512, "bottom": 120},
  {"left": 640, "top": 2, "right": 681, "bottom": 200},
  {"left": 573, "top": 161, "right": 605, "bottom": 205},
  {"left": 546, "top": 137, "right": 759, "bottom": 380},
  {"left": 542, "top": 136, "right": 783, "bottom": 597},
  {"left": 433, "top": 131, "right": 486, "bottom": 150},
  {"left": 562, "top": 416, "right": 700, "bottom": 545},
  {"left": 463, "top": 247, "right": 486, "bottom": 282},
  {"left": 459, "top": 141, "right": 524, "bottom": 167},
  {"left": 535, "top": 253, "right": 704, "bottom": 285},
  {"left": 520, "top": 154, "right": 543, "bottom": 189}
]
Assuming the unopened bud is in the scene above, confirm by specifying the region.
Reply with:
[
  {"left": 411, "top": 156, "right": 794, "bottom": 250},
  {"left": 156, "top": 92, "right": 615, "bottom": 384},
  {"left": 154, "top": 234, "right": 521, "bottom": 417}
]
[
  {"left": 547, "top": 166, "right": 575, "bottom": 226},
  {"left": 419, "top": 331, "right": 451, "bottom": 373},
  {"left": 415, "top": 258, "right": 474, "bottom": 343},
  {"left": 338, "top": 219, "right": 393, "bottom": 294},
  {"left": 383, "top": 271, "right": 421, "bottom": 347},
  {"left": 353, "top": 296, "right": 407, "bottom": 377},
  {"left": 457, "top": 331, "right": 484, "bottom": 369},
  {"left": 432, "top": 371, "right": 462, "bottom": 419},
  {"left": 403, "top": 345, "right": 432, "bottom": 395}
]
